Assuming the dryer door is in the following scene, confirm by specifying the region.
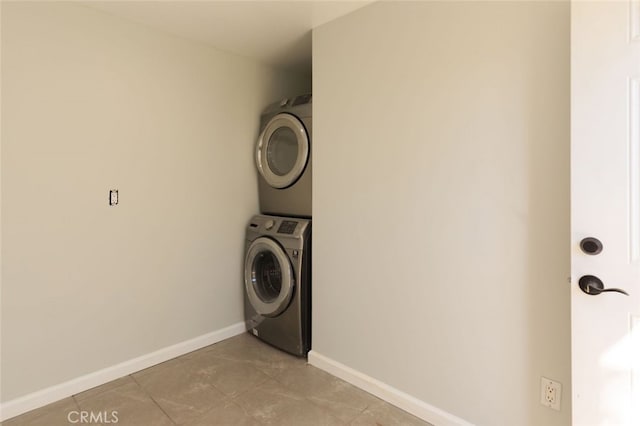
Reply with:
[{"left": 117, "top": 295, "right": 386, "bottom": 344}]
[
  {"left": 256, "top": 113, "right": 309, "bottom": 189},
  {"left": 244, "top": 237, "right": 294, "bottom": 317}
]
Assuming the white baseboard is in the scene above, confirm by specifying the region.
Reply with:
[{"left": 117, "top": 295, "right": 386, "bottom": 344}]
[
  {"left": 307, "top": 351, "right": 475, "bottom": 426},
  {"left": 0, "top": 321, "right": 247, "bottom": 422}
]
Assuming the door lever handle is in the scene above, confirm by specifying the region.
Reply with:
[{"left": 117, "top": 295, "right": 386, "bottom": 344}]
[{"left": 578, "top": 275, "right": 629, "bottom": 296}]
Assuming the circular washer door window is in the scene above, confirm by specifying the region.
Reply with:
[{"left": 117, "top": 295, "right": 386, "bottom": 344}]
[
  {"left": 244, "top": 237, "right": 294, "bottom": 317},
  {"left": 256, "top": 113, "right": 309, "bottom": 189}
]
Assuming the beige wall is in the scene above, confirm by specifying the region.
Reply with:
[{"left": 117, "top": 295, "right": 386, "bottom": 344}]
[
  {"left": 0, "top": 2, "right": 309, "bottom": 401},
  {"left": 312, "top": 2, "right": 570, "bottom": 425}
]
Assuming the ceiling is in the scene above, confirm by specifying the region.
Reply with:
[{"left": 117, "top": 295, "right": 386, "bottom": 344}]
[{"left": 86, "top": 1, "right": 373, "bottom": 75}]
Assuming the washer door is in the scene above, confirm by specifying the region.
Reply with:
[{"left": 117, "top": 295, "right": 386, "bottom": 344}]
[
  {"left": 244, "top": 237, "right": 294, "bottom": 317},
  {"left": 256, "top": 113, "right": 309, "bottom": 189}
]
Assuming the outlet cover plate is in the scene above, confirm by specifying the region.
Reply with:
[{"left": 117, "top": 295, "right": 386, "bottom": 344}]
[{"left": 540, "top": 376, "right": 562, "bottom": 411}]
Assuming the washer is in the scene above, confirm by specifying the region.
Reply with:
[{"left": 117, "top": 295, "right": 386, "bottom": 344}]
[
  {"left": 244, "top": 214, "right": 311, "bottom": 356},
  {"left": 255, "top": 94, "right": 312, "bottom": 218}
]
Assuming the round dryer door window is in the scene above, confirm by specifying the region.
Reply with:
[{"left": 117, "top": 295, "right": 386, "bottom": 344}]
[
  {"left": 244, "top": 237, "right": 294, "bottom": 317},
  {"left": 256, "top": 113, "right": 309, "bottom": 189}
]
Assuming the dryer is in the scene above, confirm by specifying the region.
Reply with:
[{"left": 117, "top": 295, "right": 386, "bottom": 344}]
[
  {"left": 255, "top": 94, "right": 312, "bottom": 218},
  {"left": 243, "top": 214, "right": 311, "bottom": 356}
]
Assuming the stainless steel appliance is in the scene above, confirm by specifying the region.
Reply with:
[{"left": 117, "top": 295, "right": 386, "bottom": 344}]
[
  {"left": 255, "top": 94, "right": 312, "bottom": 218},
  {"left": 243, "top": 214, "right": 311, "bottom": 356}
]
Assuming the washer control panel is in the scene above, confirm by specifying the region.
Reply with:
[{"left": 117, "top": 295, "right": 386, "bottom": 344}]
[
  {"left": 247, "top": 215, "right": 310, "bottom": 240},
  {"left": 277, "top": 221, "right": 298, "bottom": 234}
]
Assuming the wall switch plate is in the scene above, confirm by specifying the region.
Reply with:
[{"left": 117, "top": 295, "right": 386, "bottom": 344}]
[
  {"left": 109, "top": 189, "right": 118, "bottom": 206},
  {"left": 540, "top": 376, "right": 562, "bottom": 411}
]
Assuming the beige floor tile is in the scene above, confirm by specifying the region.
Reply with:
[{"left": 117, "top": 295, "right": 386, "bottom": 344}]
[
  {"left": 4, "top": 335, "right": 433, "bottom": 426},
  {"left": 1, "top": 397, "right": 78, "bottom": 426},
  {"left": 275, "top": 364, "right": 380, "bottom": 423},
  {"left": 76, "top": 381, "right": 173, "bottom": 426},
  {"left": 185, "top": 400, "right": 261, "bottom": 426},
  {"left": 349, "top": 400, "right": 433, "bottom": 426},
  {"left": 74, "top": 375, "right": 136, "bottom": 402},
  {"left": 181, "top": 350, "right": 271, "bottom": 397},
  {"left": 234, "top": 379, "right": 344, "bottom": 426},
  {"left": 133, "top": 360, "right": 227, "bottom": 424},
  {"left": 204, "top": 333, "right": 306, "bottom": 377}
]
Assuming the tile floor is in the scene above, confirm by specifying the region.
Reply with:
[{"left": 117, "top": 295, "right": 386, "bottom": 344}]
[{"left": 2, "top": 333, "right": 432, "bottom": 426}]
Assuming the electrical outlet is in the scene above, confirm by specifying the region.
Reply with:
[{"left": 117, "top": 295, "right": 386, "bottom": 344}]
[
  {"left": 109, "top": 189, "right": 118, "bottom": 206},
  {"left": 540, "top": 377, "right": 562, "bottom": 411}
]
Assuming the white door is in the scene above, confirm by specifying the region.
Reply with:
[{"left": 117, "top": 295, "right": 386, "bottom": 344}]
[{"left": 571, "top": 1, "right": 640, "bottom": 425}]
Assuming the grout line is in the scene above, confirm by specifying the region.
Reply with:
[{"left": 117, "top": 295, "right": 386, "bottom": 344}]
[
  {"left": 71, "top": 394, "right": 80, "bottom": 409},
  {"left": 73, "top": 376, "right": 135, "bottom": 406},
  {"left": 148, "top": 396, "right": 178, "bottom": 426},
  {"left": 271, "top": 363, "right": 382, "bottom": 425},
  {"left": 123, "top": 335, "right": 246, "bottom": 424},
  {"left": 230, "top": 397, "right": 270, "bottom": 426},
  {"left": 129, "top": 374, "right": 177, "bottom": 426},
  {"left": 249, "top": 367, "right": 350, "bottom": 425}
]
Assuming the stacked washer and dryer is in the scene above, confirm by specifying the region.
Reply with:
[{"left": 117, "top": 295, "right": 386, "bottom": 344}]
[{"left": 243, "top": 94, "right": 312, "bottom": 356}]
